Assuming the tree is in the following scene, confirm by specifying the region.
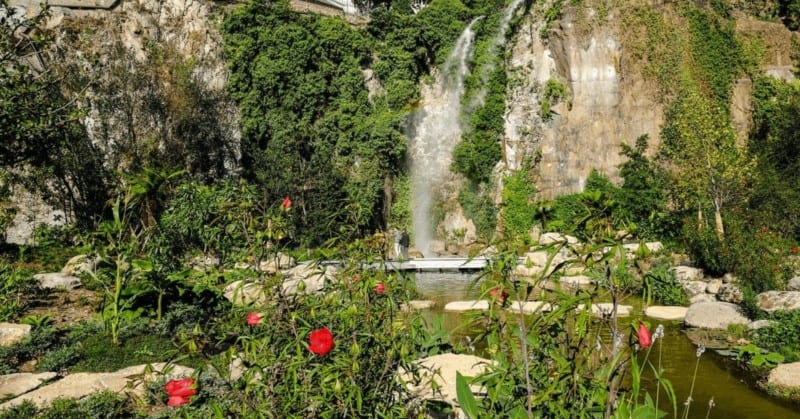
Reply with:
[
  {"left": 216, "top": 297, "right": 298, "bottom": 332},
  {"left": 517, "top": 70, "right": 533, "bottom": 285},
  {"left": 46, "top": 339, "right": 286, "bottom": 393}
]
[{"left": 660, "top": 89, "right": 754, "bottom": 238}]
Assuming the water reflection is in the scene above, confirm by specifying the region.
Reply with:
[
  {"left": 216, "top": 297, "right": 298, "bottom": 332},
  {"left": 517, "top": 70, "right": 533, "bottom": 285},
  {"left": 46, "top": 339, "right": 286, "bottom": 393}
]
[{"left": 411, "top": 272, "right": 800, "bottom": 418}]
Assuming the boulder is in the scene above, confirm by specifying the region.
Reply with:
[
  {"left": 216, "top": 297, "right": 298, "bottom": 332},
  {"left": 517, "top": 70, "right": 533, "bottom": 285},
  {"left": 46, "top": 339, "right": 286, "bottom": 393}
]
[
  {"left": 756, "top": 291, "right": 800, "bottom": 313},
  {"left": 644, "top": 306, "right": 688, "bottom": 321},
  {"left": 722, "top": 273, "right": 738, "bottom": 283},
  {"left": 680, "top": 280, "right": 709, "bottom": 297},
  {"left": 673, "top": 266, "right": 704, "bottom": 282},
  {"left": 0, "top": 323, "right": 31, "bottom": 347},
  {"left": 258, "top": 253, "right": 297, "bottom": 274},
  {"left": 768, "top": 362, "right": 800, "bottom": 389},
  {"left": 717, "top": 283, "right": 744, "bottom": 303},
  {"left": 705, "top": 279, "right": 722, "bottom": 295},
  {"left": 60, "top": 254, "right": 96, "bottom": 276},
  {"left": 749, "top": 320, "right": 776, "bottom": 330},
  {"left": 398, "top": 353, "right": 494, "bottom": 410},
  {"left": 689, "top": 293, "right": 716, "bottom": 304},
  {"left": 33, "top": 272, "right": 82, "bottom": 290},
  {"left": 787, "top": 276, "right": 800, "bottom": 291},
  {"left": 0, "top": 372, "right": 57, "bottom": 398},
  {"left": 188, "top": 254, "right": 220, "bottom": 272},
  {"left": 684, "top": 302, "right": 749, "bottom": 329},
  {"left": 281, "top": 263, "right": 333, "bottom": 295},
  {"left": 444, "top": 300, "right": 490, "bottom": 312},
  {"left": 223, "top": 280, "right": 269, "bottom": 306}
]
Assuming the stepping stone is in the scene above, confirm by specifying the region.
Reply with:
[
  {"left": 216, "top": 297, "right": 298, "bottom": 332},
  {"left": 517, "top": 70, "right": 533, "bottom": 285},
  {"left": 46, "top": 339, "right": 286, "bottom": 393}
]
[
  {"left": 33, "top": 272, "right": 82, "bottom": 290},
  {"left": 0, "top": 363, "right": 194, "bottom": 410},
  {"left": 644, "top": 306, "right": 687, "bottom": 321},
  {"left": 577, "top": 304, "right": 633, "bottom": 318},
  {"left": 768, "top": 362, "right": 800, "bottom": 389},
  {"left": 0, "top": 372, "right": 57, "bottom": 398},
  {"left": 444, "top": 300, "right": 490, "bottom": 312},
  {"left": 506, "top": 301, "right": 554, "bottom": 314},
  {"left": 401, "top": 300, "right": 436, "bottom": 311},
  {"left": 398, "top": 353, "right": 494, "bottom": 409},
  {"left": 0, "top": 323, "right": 31, "bottom": 347}
]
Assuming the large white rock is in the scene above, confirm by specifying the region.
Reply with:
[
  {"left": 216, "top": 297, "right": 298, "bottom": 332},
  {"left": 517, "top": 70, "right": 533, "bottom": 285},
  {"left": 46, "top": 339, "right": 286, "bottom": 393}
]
[
  {"left": 0, "top": 323, "right": 31, "bottom": 347},
  {"left": 684, "top": 302, "right": 749, "bottom": 329},
  {"left": 680, "top": 280, "right": 708, "bottom": 297},
  {"left": 223, "top": 280, "right": 269, "bottom": 306},
  {"left": 60, "top": 254, "right": 97, "bottom": 276},
  {"left": 538, "top": 232, "right": 578, "bottom": 246},
  {"left": 756, "top": 291, "right": 800, "bottom": 313},
  {"left": 398, "top": 353, "right": 494, "bottom": 410},
  {"left": 644, "top": 306, "right": 688, "bottom": 321},
  {"left": 673, "top": 266, "right": 704, "bottom": 282},
  {"left": 33, "top": 272, "right": 82, "bottom": 290},
  {"left": 787, "top": 276, "right": 800, "bottom": 291},
  {"left": 281, "top": 263, "right": 333, "bottom": 295},
  {"left": 768, "top": 362, "right": 800, "bottom": 389},
  {"left": 444, "top": 300, "right": 490, "bottom": 312},
  {"left": 717, "top": 283, "right": 744, "bottom": 303}
]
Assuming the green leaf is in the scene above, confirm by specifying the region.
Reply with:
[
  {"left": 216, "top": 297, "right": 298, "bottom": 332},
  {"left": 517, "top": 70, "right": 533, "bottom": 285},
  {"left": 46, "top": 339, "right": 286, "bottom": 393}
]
[{"left": 456, "top": 372, "right": 480, "bottom": 419}]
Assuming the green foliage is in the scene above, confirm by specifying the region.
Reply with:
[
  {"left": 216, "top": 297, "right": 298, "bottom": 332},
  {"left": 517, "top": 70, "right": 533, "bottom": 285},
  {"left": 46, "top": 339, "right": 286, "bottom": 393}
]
[
  {"left": 642, "top": 259, "right": 687, "bottom": 306},
  {"left": 0, "top": 263, "right": 39, "bottom": 321},
  {"left": 501, "top": 166, "right": 537, "bottom": 242},
  {"left": 546, "top": 170, "right": 622, "bottom": 241},
  {"left": 458, "top": 187, "right": 497, "bottom": 240},
  {"left": 737, "top": 343, "right": 785, "bottom": 368},
  {"left": 541, "top": 78, "right": 567, "bottom": 120},
  {"left": 389, "top": 174, "right": 412, "bottom": 233},
  {"left": 618, "top": 135, "right": 675, "bottom": 240},
  {"left": 755, "top": 311, "right": 800, "bottom": 362}
]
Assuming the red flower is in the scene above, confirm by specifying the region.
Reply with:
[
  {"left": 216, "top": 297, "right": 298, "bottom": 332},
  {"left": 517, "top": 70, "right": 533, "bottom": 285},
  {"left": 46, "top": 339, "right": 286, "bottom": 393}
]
[
  {"left": 637, "top": 322, "right": 652, "bottom": 349},
  {"left": 762, "top": 226, "right": 769, "bottom": 233},
  {"left": 488, "top": 287, "right": 509, "bottom": 304},
  {"left": 352, "top": 275, "right": 360, "bottom": 283},
  {"left": 309, "top": 327, "right": 334, "bottom": 355},
  {"left": 282, "top": 196, "right": 292, "bottom": 211},
  {"left": 165, "top": 378, "right": 196, "bottom": 407},
  {"left": 792, "top": 247, "right": 798, "bottom": 254},
  {"left": 246, "top": 312, "right": 263, "bottom": 325},
  {"left": 375, "top": 282, "right": 385, "bottom": 294}
]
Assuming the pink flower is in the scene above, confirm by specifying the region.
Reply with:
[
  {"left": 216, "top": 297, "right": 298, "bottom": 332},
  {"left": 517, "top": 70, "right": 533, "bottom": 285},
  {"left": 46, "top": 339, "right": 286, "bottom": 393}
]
[
  {"left": 375, "top": 282, "right": 385, "bottom": 294},
  {"left": 246, "top": 312, "right": 263, "bottom": 325},
  {"left": 637, "top": 322, "right": 652, "bottom": 349},
  {"left": 488, "top": 287, "right": 509, "bottom": 304},
  {"left": 309, "top": 327, "right": 334, "bottom": 355},
  {"left": 165, "top": 378, "right": 196, "bottom": 407},
  {"left": 282, "top": 196, "right": 292, "bottom": 211}
]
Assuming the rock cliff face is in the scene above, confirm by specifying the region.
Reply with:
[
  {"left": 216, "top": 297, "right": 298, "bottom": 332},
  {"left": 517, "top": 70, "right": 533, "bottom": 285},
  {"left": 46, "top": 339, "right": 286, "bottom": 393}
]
[{"left": 505, "top": 4, "right": 664, "bottom": 199}]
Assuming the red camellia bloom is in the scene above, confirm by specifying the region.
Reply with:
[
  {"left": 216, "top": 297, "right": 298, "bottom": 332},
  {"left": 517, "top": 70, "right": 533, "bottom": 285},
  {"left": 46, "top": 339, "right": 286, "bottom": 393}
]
[
  {"left": 246, "top": 312, "right": 263, "bottom": 325},
  {"left": 792, "top": 247, "right": 798, "bottom": 254},
  {"left": 637, "top": 322, "right": 652, "bottom": 349},
  {"left": 164, "top": 378, "right": 197, "bottom": 407},
  {"left": 488, "top": 287, "right": 509, "bottom": 303},
  {"left": 282, "top": 196, "right": 292, "bottom": 211},
  {"left": 375, "top": 282, "right": 386, "bottom": 294},
  {"left": 309, "top": 327, "right": 334, "bottom": 355}
]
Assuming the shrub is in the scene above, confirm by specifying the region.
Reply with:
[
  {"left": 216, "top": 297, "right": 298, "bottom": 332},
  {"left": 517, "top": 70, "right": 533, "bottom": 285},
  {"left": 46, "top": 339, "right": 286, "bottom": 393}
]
[
  {"left": 501, "top": 166, "right": 537, "bottom": 242},
  {"left": 755, "top": 310, "right": 800, "bottom": 362},
  {"left": 643, "top": 259, "right": 687, "bottom": 306}
]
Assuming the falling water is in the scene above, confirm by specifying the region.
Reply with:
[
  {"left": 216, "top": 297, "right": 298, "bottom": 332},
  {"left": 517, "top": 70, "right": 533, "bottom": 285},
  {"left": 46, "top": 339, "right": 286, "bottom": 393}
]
[{"left": 408, "top": 18, "right": 481, "bottom": 257}]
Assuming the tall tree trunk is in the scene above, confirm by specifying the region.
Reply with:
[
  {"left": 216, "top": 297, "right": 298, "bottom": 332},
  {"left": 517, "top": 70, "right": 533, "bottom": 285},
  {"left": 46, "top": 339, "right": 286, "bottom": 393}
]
[{"left": 714, "top": 209, "right": 724, "bottom": 239}]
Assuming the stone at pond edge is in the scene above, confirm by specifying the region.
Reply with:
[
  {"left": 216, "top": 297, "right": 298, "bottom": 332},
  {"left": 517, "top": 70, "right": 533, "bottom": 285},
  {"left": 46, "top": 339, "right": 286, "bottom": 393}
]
[
  {"left": 644, "top": 306, "right": 687, "bottom": 321},
  {"left": 444, "top": 300, "right": 490, "bottom": 312},
  {"left": 756, "top": 291, "right": 800, "bottom": 313},
  {"left": 0, "top": 363, "right": 194, "bottom": 410},
  {"left": 506, "top": 301, "right": 554, "bottom": 314},
  {"left": 768, "top": 362, "right": 800, "bottom": 389},
  {"left": 401, "top": 300, "right": 436, "bottom": 311},
  {"left": 684, "top": 302, "right": 749, "bottom": 329},
  {"left": 0, "top": 372, "right": 57, "bottom": 398},
  {"left": 33, "top": 272, "right": 82, "bottom": 290},
  {"left": 398, "top": 353, "right": 495, "bottom": 410},
  {"left": 0, "top": 323, "right": 31, "bottom": 347}
]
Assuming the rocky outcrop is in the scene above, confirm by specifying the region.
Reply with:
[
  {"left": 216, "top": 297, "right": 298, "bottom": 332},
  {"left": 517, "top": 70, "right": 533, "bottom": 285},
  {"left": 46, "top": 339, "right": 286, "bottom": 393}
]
[
  {"left": 0, "top": 372, "right": 57, "bottom": 400},
  {"left": 684, "top": 302, "right": 749, "bottom": 329},
  {"left": 756, "top": 291, "right": 800, "bottom": 313}
]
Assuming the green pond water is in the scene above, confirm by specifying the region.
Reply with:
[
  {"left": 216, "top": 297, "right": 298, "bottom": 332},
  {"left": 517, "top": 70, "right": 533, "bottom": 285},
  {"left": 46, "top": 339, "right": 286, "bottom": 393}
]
[{"left": 412, "top": 272, "right": 800, "bottom": 419}]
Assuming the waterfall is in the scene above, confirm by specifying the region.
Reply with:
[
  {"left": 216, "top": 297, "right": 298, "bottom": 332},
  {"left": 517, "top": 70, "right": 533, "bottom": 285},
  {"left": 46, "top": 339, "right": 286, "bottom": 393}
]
[{"left": 407, "top": 18, "right": 481, "bottom": 257}]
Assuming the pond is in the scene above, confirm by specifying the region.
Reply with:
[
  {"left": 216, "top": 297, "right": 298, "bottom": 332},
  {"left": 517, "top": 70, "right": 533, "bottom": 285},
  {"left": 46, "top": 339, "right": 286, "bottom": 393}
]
[{"left": 411, "top": 272, "right": 800, "bottom": 418}]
